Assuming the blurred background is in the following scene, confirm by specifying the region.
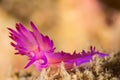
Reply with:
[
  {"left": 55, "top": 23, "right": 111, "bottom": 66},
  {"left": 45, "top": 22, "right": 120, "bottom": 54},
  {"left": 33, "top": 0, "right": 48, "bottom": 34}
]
[{"left": 0, "top": 0, "right": 120, "bottom": 79}]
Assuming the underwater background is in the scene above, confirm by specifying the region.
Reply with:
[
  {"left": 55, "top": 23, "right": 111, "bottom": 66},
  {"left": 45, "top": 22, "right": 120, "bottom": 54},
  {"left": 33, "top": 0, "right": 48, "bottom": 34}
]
[{"left": 0, "top": 0, "right": 120, "bottom": 80}]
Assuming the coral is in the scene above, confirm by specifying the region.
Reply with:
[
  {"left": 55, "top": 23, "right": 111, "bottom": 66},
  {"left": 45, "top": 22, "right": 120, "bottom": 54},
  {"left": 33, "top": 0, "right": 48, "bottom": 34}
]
[{"left": 7, "top": 52, "right": 120, "bottom": 80}]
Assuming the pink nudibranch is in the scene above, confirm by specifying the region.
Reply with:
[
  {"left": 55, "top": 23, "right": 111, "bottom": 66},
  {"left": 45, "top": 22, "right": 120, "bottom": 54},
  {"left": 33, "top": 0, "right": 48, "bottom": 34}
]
[{"left": 8, "top": 22, "right": 109, "bottom": 70}]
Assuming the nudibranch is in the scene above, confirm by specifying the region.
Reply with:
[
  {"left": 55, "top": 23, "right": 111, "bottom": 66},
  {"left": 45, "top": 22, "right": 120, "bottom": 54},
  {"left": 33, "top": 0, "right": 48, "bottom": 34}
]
[{"left": 8, "top": 22, "right": 109, "bottom": 70}]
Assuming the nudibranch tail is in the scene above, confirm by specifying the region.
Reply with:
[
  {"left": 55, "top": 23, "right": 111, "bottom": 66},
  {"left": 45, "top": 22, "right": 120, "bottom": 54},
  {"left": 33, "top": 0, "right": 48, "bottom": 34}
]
[{"left": 46, "top": 46, "right": 108, "bottom": 69}]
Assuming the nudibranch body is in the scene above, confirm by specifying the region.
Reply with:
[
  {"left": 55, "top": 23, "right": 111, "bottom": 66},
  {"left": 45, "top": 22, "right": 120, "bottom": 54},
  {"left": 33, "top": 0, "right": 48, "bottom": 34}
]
[{"left": 8, "top": 22, "right": 109, "bottom": 70}]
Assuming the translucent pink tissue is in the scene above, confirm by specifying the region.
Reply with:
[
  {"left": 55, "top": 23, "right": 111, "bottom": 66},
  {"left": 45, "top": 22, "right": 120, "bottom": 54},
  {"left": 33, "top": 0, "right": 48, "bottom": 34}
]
[{"left": 8, "top": 22, "right": 109, "bottom": 70}]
